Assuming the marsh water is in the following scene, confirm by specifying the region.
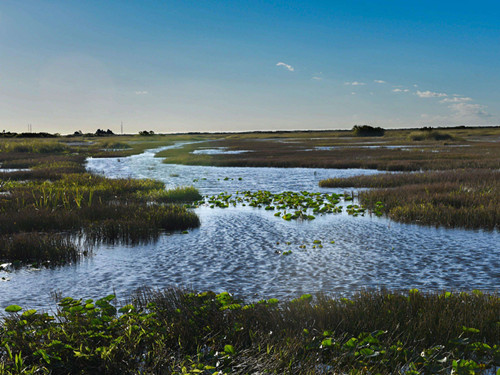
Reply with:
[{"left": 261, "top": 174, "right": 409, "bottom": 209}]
[{"left": 1, "top": 144, "right": 499, "bottom": 310}]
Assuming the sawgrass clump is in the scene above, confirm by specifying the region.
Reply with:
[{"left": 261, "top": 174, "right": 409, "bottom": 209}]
[{"left": 320, "top": 169, "right": 499, "bottom": 230}]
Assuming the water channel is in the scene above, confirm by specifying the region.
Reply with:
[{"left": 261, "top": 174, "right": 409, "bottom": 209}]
[{"left": 1, "top": 144, "right": 498, "bottom": 310}]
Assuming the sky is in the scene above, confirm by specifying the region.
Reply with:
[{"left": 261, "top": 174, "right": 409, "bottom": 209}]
[{"left": 0, "top": 1, "right": 499, "bottom": 134}]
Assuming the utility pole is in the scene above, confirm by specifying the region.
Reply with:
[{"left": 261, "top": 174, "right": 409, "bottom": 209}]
[{"left": 121, "top": 121, "right": 123, "bottom": 135}]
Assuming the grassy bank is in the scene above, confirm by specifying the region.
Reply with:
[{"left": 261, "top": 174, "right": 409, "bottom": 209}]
[
  {"left": 320, "top": 169, "right": 499, "bottom": 230},
  {"left": 0, "top": 139, "right": 201, "bottom": 265},
  {"left": 1, "top": 289, "right": 498, "bottom": 374}
]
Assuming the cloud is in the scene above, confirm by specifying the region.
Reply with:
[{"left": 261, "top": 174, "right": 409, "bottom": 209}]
[
  {"left": 448, "top": 103, "right": 491, "bottom": 118},
  {"left": 135, "top": 91, "right": 148, "bottom": 95},
  {"left": 416, "top": 90, "right": 448, "bottom": 98},
  {"left": 276, "top": 62, "right": 294, "bottom": 72},
  {"left": 374, "top": 80, "right": 386, "bottom": 84},
  {"left": 440, "top": 96, "right": 472, "bottom": 103},
  {"left": 344, "top": 81, "right": 365, "bottom": 86},
  {"left": 312, "top": 73, "right": 323, "bottom": 81},
  {"left": 392, "top": 88, "right": 410, "bottom": 93}
]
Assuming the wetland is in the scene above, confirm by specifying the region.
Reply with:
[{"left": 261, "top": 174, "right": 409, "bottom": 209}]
[{"left": 0, "top": 127, "right": 499, "bottom": 374}]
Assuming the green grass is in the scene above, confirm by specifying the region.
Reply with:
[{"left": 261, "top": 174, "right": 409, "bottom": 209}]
[
  {"left": 137, "top": 186, "right": 203, "bottom": 203},
  {"left": 1, "top": 289, "right": 498, "bottom": 374}
]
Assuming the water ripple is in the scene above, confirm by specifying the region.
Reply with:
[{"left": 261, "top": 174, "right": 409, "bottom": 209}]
[{"left": 1, "top": 144, "right": 498, "bottom": 311}]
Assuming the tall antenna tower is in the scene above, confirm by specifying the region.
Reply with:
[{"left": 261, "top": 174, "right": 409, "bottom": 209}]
[{"left": 121, "top": 121, "right": 123, "bottom": 135}]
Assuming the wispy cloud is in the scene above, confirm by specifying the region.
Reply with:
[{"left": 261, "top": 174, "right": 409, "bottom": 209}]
[
  {"left": 135, "top": 91, "right": 148, "bottom": 95},
  {"left": 440, "top": 96, "right": 472, "bottom": 103},
  {"left": 392, "top": 88, "right": 410, "bottom": 93},
  {"left": 374, "top": 80, "right": 386, "bottom": 84},
  {"left": 416, "top": 90, "right": 447, "bottom": 98},
  {"left": 276, "top": 62, "right": 294, "bottom": 72},
  {"left": 311, "top": 72, "right": 323, "bottom": 81},
  {"left": 448, "top": 103, "right": 491, "bottom": 118},
  {"left": 344, "top": 81, "right": 365, "bottom": 86}
]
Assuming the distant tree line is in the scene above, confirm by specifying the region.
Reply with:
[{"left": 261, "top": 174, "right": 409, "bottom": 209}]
[{"left": 0, "top": 131, "right": 58, "bottom": 138}]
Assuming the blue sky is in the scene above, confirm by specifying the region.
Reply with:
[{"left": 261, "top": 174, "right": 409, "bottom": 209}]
[{"left": 1, "top": 1, "right": 499, "bottom": 134}]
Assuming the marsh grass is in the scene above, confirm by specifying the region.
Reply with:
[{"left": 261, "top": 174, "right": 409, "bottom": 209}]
[
  {"left": 408, "top": 130, "right": 454, "bottom": 141},
  {"left": 320, "top": 169, "right": 499, "bottom": 229},
  {"left": 0, "top": 233, "right": 81, "bottom": 265},
  {"left": 0, "top": 139, "right": 201, "bottom": 263},
  {"left": 137, "top": 186, "right": 203, "bottom": 203},
  {"left": 157, "top": 133, "right": 500, "bottom": 171},
  {"left": 0, "top": 176, "right": 201, "bottom": 250},
  {"left": 0, "top": 140, "right": 68, "bottom": 154},
  {"left": 1, "top": 289, "right": 498, "bottom": 374}
]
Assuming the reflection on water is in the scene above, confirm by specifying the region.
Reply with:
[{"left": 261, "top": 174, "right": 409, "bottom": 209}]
[
  {"left": 191, "top": 147, "right": 252, "bottom": 155},
  {"left": 1, "top": 144, "right": 498, "bottom": 311}
]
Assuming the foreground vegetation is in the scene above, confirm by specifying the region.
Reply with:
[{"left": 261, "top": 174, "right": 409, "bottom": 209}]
[
  {"left": 320, "top": 169, "right": 499, "bottom": 230},
  {"left": 0, "top": 138, "right": 201, "bottom": 265},
  {"left": 1, "top": 289, "right": 498, "bottom": 374}
]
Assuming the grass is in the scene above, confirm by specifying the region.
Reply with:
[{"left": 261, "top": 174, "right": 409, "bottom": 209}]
[
  {"left": 408, "top": 130, "right": 454, "bottom": 141},
  {"left": 0, "top": 233, "right": 82, "bottom": 266},
  {"left": 156, "top": 127, "right": 500, "bottom": 171},
  {"left": 0, "top": 139, "right": 202, "bottom": 264},
  {"left": 0, "top": 289, "right": 498, "bottom": 374},
  {"left": 138, "top": 185, "right": 203, "bottom": 203},
  {"left": 320, "top": 169, "right": 499, "bottom": 230},
  {"left": 0, "top": 175, "right": 201, "bottom": 251}
]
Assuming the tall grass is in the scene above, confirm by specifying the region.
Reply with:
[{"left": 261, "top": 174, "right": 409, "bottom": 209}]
[
  {"left": 0, "top": 140, "right": 201, "bottom": 263},
  {"left": 320, "top": 169, "right": 499, "bottom": 229},
  {"left": 137, "top": 186, "right": 202, "bottom": 203},
  {"left": 0, "top": 233, "right": 82, "bottom": 265},
  {"left": 1, "top": 289, "right": 498, "bottom": 374},
  {"left": 0, "top": 140, "right": 68, "bottom": 154}
]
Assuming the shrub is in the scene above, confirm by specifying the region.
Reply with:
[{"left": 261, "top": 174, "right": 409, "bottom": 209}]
[{"left": 352, "top": 125, "right": 385, "bottom": 137}]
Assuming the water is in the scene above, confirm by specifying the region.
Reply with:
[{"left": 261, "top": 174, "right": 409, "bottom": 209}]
[{"left": 1, "top": 144, "right": 498, "bottom": 310}]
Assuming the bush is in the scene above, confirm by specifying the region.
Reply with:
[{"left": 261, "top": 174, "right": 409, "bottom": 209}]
[{"left": 352, "top": 125, "right": 385, "bottom": 137}]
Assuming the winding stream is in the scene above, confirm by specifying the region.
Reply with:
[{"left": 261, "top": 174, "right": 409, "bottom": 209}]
[{"left": 1, "top": 144, "right": 498, "bottom": 310}]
